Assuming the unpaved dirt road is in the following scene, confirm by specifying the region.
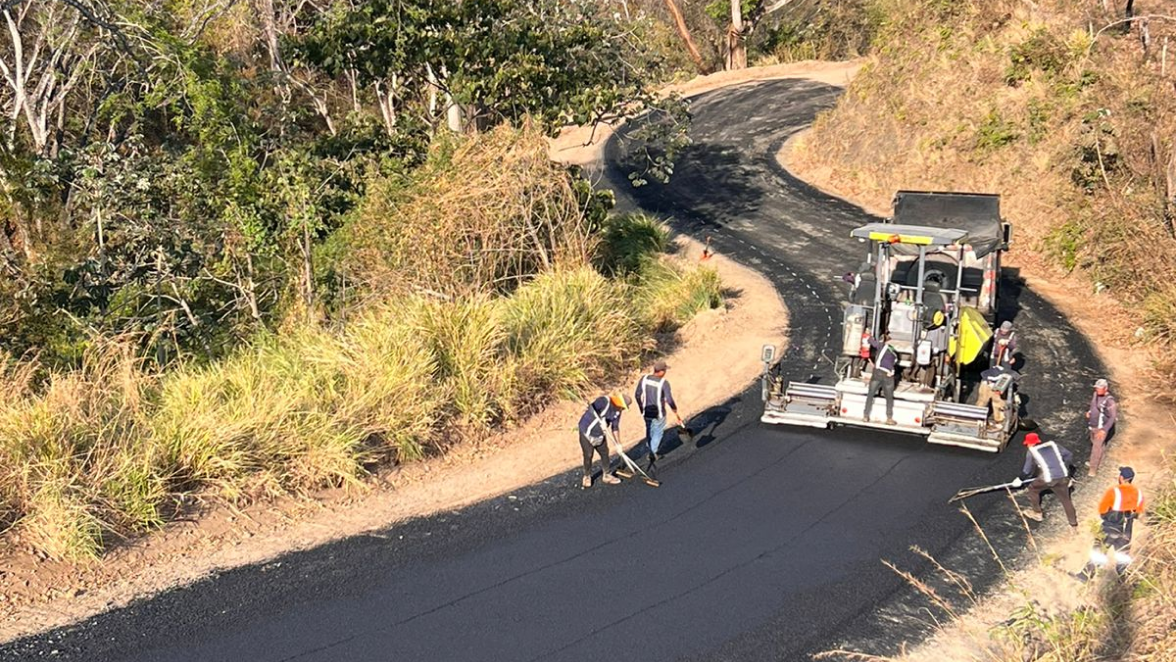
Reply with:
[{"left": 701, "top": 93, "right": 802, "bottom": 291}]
[{"left": 0, "top": 79, "right": 1104, "bottom": 662}]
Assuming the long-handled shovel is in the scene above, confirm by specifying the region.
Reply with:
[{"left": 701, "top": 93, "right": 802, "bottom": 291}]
[
  {"left": 948, "top": 478, "right": 1023, "bottom": 503},
  {"left": 607, "top": 429, "right": 660, "bottom": 488}
]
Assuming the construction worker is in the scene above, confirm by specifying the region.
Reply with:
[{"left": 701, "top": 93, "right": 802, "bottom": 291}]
[
  {"left": 577, "top": 392, "right": 631, "bottom": 489},
  {"left": 990, "top": 320, "right": 1018, "bottom": 368},
  {"left": 862, "top": 331, "right": 897, "bottom": 425},
  {"left": 1086, "top": 378, "right": 1119, "bottom": 476},
  {"left": 1078, "top": 466, "right": 1145, "bottom": 580},
  {"left": 1015, "top": 432, "right": 1078, "bottom": 530},
  {"left": 634, "top": 360, "right": 682, "bottom": 473},
  {"left": 975, "top": 364, "right": 1017, "bottom": 425}
]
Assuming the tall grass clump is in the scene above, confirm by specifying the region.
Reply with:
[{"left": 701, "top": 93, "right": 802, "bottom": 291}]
[
  {"left": 501, "top": 267, "right": 645, "bottom": 408},
  {"left": 339, "top": 122, "right": 595, "bottom": 300},
  {"left": 595, "top": 213, "right": 670, "bottom": 276},
  {"left": 0, "top": 345, "right": 164, "bottom": 561},
  {"left": 411, "top": 296, "right": 514, "bottom": 431},
  {"left": 0, "top": 127, "right": 725, "bottom": 561},
  {"left": 154, "top": 311, "right": 441, "bottom": 501}
]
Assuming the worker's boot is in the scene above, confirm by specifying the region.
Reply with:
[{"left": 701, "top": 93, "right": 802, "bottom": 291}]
[
  {"left": 601, "top": 473, "right": 620, "bottom": 485},
  {"left": 1024, "top": 510, "right": 1044, "bottom": 522},
  {"left": 581, "top": 475, "right": 592, "bottom": 489}
]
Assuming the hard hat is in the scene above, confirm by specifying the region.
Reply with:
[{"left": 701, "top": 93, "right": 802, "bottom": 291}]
[
  {"left": 1094, "top": 378, "right": 1109, "bottom": 389},
  {"left": 1023, "top": 432, "right": 1041, "bottom": 447},
  {"left": 609, "top": 392, "right": 631, "bottom": 410}
]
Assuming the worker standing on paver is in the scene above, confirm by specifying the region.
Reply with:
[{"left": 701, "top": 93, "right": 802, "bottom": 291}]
[
  {"left": 975, "top": 363, "right": 1016, "bottom": 425},
  {"left": 1086, "top": 378, "right": 1119, "bottom": 476},
  {"left": 1078, "top": 466, "right": 1145, "bottom": 580},
  {"left": 862, "top": 331, "right": 897, "bottom": 425},
  {"left": 990, "top": 320, "right": 1018, "bottom": 368},
  {"left": 577, "top": 392, "right": 631, "bottom": 489},
  {"left": 1018, "top": 432, "right": 1078, "bottom": 531},
  {"left": 634, "top": 360, "right": 682, "bottom": 475}
]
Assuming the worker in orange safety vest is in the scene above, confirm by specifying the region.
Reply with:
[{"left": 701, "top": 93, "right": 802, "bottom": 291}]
[{"left": 1078, "top": 466, "right": 1145, "bottom": 581}]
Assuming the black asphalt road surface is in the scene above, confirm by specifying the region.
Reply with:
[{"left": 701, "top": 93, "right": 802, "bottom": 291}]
[{"left": 1, "top": 79, "right": 1105, "bottom": 662}]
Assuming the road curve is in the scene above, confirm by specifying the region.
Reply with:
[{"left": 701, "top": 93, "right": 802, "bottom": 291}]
[{"left": 0, "top": 79, "right": 1104, "bottom": 662}]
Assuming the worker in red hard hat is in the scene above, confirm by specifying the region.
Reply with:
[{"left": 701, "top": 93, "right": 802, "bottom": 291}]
[{"left": 1015, "top": 432, "right": 1078, "bottom": 531}]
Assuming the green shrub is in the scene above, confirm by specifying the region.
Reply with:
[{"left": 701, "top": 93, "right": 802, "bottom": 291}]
[
  {"left": 974, "top": 109, "right": 1021, "bottom": 152},
  {"left": 595, "top": 213, "right": 670, "bottom": 276},
  {"left": 501, "top": 267, "right": 644, "bottom": 405},
  {"left": 636, "top": 259, "right": 723, "bottom": 332}
]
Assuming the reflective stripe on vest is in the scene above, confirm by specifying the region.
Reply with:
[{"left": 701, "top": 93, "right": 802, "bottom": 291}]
[
  {"left": 587, "top": 401, "right": 613, "bottom": 439},
  {"left": 1112, "top": 485, "right": 1143, "bottom": 512},
  {"left": 878, "top": 345, "right": 897, "bottom": 375},
  {"left": 641, "top": 376, "right": 666, "bottom": 419},
  {"left": 1028, "top": 441, "right": 1066, "bottom": 482}
]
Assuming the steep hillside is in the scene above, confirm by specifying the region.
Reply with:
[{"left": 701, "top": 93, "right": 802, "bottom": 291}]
[{"left": 794, "top": 0, "right": 1176, "bottom": 383}]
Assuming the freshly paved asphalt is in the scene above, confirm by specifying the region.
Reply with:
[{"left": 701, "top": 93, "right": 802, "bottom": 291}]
[{"left": 1, "top": 79, "right": 1104, "bottom": 662}]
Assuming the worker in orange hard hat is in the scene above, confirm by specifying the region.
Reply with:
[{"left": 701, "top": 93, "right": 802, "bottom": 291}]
[{"left": 577, "top": 391, "right": 631, "bottom": 489}]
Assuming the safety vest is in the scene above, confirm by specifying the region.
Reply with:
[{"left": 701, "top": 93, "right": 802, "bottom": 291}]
[
  {"left": 639, "top": 376, "right": 667, "bottom": 419},
  {"left": 1028, "top": 441, "right": 1068, "bottom": 482},
  {"left": 586, "top": 400, "right": 615, "bottom": 440},
  {"left": 1101, "top": 484, "right": 1145, "bottom": 514},
  {"left": 876, "top": 344, "right": 897, "bottom": 375}
]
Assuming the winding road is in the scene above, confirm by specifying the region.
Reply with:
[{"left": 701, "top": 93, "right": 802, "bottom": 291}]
[{"left": 0, "top": 79, "right": 1104, "bottom": 662}]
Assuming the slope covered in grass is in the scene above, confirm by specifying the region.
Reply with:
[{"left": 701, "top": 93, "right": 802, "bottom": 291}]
[
  {"left": 0, "top": 127, "right": 722, "bottom": 562},
  {"left": 795, "top": 0, "right": 1176, "bottom": 383}
]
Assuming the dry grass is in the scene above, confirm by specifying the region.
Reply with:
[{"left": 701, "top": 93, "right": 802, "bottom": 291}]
[
  {"left": 341, "top": 121, "right": 595, "bottom": 300},
  {"left": 795, "top": 0, "right": 1176, "bottom": 387},
  {"left": 0, "top": 210, "right": 721, "bottom": 561},
  {"left": 801, "top": 1, "right": 1176, "bottom": 658}
]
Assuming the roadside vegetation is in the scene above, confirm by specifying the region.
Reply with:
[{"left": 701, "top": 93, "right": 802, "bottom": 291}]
[
  {"left": 788, "top": 0, "right": 1176, "bottom": 659},
  {"left": 0, "top": 128, "right": 721, "bottom": 561},
  {"left": 0, "top": 1, "right": 723, "bottom": 562}
]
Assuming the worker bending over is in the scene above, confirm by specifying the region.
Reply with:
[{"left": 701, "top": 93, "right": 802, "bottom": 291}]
[
  {"left": 1017, "top": 432, "right": 1078, "bottom": 531},
  {"left": 577, "top": 392, "right": 631, "bottom": 489}
]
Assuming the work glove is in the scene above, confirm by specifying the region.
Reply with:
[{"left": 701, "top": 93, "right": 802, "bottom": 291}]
[{"left": 1011, "top": 477, "right": 1023, "bottom": 488}]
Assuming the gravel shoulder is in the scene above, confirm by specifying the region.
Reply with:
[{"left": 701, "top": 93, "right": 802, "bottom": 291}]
[
  {"left": 0, "top": 141, "right": 791, "bottom": 645},
  {"left": 781, "top": 125, "right": 1173, "bottom": 661}
]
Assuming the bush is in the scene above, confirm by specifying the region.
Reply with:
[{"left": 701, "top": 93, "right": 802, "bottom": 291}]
[
  {"left": 501, "top": 267, "right": 645, "bottom": 406},
  {"left": 595, "top": 213, "right": 670, "bottom": 276},
  {"left": 339, "top": 123, "right": 594, "bottom": 300},
  {"left": 635, "top": 259, "right": 723, "bottom": 332}
]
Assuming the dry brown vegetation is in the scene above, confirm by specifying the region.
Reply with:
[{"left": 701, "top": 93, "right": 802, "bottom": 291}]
[
  {"left": 793, "top": 0, "right": 1176, "bottom": 386},
  {"left": 0, "top": 126, "right": 722, "bottom": 562},
  {"left": 793, "top": 0, "right": 1176, "bottom": 659}
]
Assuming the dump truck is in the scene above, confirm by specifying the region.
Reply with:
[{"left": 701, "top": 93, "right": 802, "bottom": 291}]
[{"left": 759, "top": 192, "right": 1017, "bottom": 452}]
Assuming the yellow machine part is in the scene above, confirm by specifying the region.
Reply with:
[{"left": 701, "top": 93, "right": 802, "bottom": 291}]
[{"left": 949, "top": 307, "right": 993, "bottom": 365}]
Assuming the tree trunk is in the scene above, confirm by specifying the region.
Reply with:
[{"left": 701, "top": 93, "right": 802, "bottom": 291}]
[
  {"left": 661, "top": 0, "right": 708, "bottom": 74},
  {"left": 727, "top": 0, "right": 746, "bottom": 71}
]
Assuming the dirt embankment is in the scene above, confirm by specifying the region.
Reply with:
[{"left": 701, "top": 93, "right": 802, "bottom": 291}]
[
  {"left": 783, "top": 124, "right": 1174, "bottom": 662},
  {"left": 0, "top": 235, "right": 787, "bottom": 641}
]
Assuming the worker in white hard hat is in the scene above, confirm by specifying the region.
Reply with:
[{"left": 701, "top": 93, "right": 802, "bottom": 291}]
[
  {"left": 990, "top": 320, "right": 1018, "bottom": 368},
  {"left": 1085, "top": 378, "right": 1119, "bottom": 476}
]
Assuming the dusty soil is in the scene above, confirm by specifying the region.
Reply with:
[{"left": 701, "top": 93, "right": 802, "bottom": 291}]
[
  {"left": 782, "top": 127, "right": 1174, "bottom": 661},
  {"left": 0, "top": 234, "right": 788, "bottom": 642}
]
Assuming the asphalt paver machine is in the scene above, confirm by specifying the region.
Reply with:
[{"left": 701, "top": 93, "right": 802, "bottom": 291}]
[{"left": 761, "top": 193, "right": 1018, "bottom": 452}]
